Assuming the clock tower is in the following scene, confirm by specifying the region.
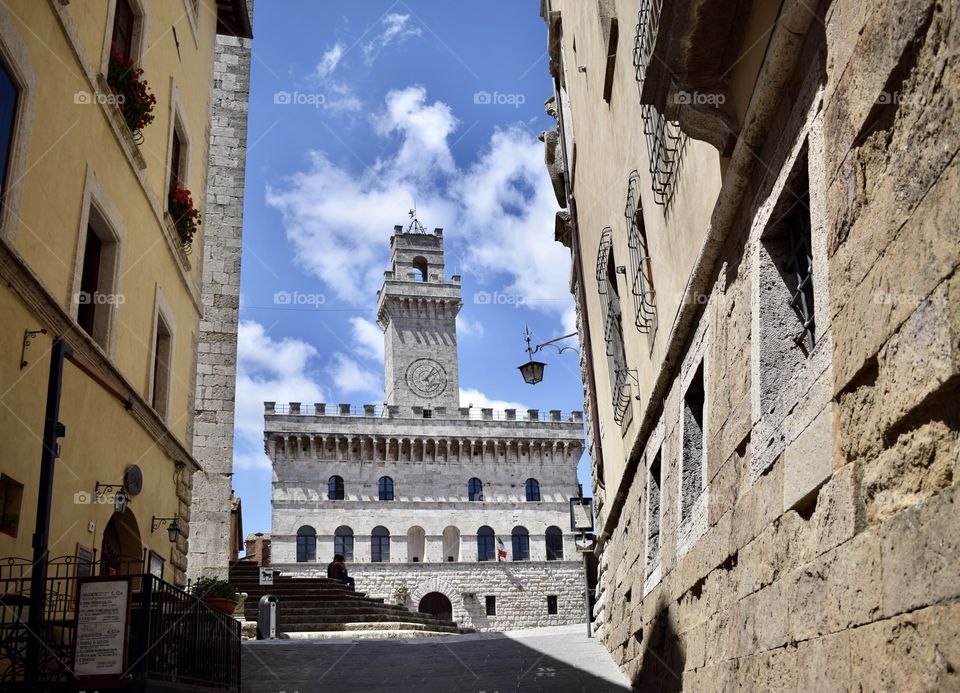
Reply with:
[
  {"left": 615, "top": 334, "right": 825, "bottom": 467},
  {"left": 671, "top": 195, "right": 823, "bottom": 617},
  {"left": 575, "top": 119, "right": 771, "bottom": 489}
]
[{"left": 376, "top": 221, "right": 461, "bottom": 412}]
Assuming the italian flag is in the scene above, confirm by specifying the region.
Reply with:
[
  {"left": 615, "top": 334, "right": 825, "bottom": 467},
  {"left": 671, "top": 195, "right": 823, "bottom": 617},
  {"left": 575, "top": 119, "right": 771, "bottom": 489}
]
[{"left": 496, "top": 536, "right": 507, "bottom": 561}]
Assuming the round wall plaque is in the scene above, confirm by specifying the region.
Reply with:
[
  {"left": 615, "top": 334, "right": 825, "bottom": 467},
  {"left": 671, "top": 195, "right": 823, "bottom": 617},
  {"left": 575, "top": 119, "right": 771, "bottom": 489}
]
[{"left": 124, "top": 465, "right": 143, "bottom": 497}]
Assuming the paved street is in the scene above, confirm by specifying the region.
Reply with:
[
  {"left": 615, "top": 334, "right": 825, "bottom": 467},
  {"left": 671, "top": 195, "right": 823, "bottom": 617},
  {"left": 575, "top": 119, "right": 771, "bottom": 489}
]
[{"left": 242, "top": 624, "right": 631, "bottom": 692}]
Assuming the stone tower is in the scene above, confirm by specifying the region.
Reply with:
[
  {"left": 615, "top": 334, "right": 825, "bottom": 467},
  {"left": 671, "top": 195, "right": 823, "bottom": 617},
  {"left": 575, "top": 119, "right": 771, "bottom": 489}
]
[
  {"left": 188, "top": 3, "right": 254, "bottom": 579},
  {"left": 377, "top": 225, "right": 461, "bottom": 412}
]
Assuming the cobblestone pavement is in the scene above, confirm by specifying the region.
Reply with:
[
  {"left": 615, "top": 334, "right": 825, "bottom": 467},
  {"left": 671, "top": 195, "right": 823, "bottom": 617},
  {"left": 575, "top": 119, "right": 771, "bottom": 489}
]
[{"left": 242, "top": 624, "right": 632, "bottom": 692}]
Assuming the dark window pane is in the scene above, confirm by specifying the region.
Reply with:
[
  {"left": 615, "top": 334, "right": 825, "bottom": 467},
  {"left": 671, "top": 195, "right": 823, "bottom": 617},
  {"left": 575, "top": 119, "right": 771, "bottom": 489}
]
[
  {"left": 77, "top": 229, "right": 102, "bottom": 336},
  {"left": 0, "top": 59, "right": 18, "bottom": 200},
  {"left": 468, "top": 478, "right": 483, "bottom": 501},
  {"left": 545, "top": 526, "right": 564, "bottom": 560},
  {"left": 477, "top": 526, "right": 494, "bottom": 562},
  {"left": 547, "top": 595, "right": 558, "bottom": 615},
  {"left": 112, "top": 0, "right": 136, "bottom": 63},
  {"left": 511, "top": 527, "right": 529, "bottom": 561},
  {"left": 328, "top": 476, "right": 344, "bottom": 500},
  {"left": 525, "top": 478, "right": 540, "bottom": 501},
  {"left": 296, "top": 526, "right": 316, "bottom": 562},
  {"left": 485, "top": 595, "right": 496, "bottom": 616}
]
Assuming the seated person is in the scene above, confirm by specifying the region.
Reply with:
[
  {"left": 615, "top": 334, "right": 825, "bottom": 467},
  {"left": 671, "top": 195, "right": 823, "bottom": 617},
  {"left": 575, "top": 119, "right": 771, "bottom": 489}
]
[{"left": 327, "top": 554, "right": 355, "bottom": 590}]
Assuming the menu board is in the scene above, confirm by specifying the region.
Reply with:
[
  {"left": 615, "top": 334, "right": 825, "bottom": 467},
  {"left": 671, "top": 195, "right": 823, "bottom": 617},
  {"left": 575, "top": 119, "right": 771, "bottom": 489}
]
[{"left": 74, "top": 579, "right": 130, "bottom": 678}]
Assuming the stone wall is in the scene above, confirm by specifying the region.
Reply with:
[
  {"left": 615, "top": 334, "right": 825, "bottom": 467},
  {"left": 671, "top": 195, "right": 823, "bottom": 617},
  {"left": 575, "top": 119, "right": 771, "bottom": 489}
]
[
  {"left": 189, "top": 23, "right": 253, "bottom": 579},
  {"left": 276, "top": 560, "right": 587, "bottom": 631},
  {"left": 545, "top": 0, "right": 959, "bottom": 689}
]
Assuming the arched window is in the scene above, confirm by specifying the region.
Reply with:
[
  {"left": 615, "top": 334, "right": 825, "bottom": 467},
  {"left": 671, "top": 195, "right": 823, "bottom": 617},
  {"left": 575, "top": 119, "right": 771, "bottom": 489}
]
[
  {"left": 334, "top": 525, "right": 354, "bottom": 561},
  {"left": 328, "top": 475, "right": 344, "bottom": 500},
  {"left": 468, "top": 478, "right": 483, "bottom": 501},
  {"left": 412, "top": 256, "right": 428, "bottom": 281},
  {"left": 442, "top": 526, "right": 461, "bottom": 562},
  {"left": 371, "top": 526, "right": 390, "bottom": 562},
  {"left": 407, "top": 526, "right": 425, "bottom": 562},
  {"left": 476, "top": 526, "right": 495, "bottom": 562},
  {"left": 378, "top": 476, "right": 394, "bottom": 501},
  {"left": 525, "top": 478, "right": 541, "bottom": 501},
  {"left": 545, "top": 526, "right": 564, "bottom": 560},
  {"left": 511, "top": 526, "right": 530, "bottom": 561},
  {"left": 296, "top": 526, "right": 316, "bottom": 563}
]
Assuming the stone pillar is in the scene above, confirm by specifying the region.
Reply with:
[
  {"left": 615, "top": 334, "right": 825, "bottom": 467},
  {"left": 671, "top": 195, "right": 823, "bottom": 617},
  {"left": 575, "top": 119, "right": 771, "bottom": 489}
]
[{"left": 188, "top": 13, "right": 254, "bottom": 581}]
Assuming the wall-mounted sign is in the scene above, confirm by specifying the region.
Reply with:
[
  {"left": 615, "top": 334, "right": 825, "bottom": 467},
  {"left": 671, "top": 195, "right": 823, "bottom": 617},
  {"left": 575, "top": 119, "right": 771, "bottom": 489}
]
[
  {"left": 73, "top": 578, "right": 130, "bottom": 679},
  {"left": 569, "top": 496, "right": 595, "bottom": 532},
  {"left": 148, "top": 551, "right": 165, "bottom": 580},
  {"left": 259, "top": 567, "right": 274, "bottom": 586},
  {"left": 575, "top": 532, "right": 596, "bottom": 553}
]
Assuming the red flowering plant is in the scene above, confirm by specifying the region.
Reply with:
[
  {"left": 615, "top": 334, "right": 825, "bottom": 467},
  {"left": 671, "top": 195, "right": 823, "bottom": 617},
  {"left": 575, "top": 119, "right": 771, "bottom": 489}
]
[
  {"left": 169, "top": 183, "right": 202, "bottom": 247},
  {"left": 107, "top": 43, "right": 157, "bottom": 134}
]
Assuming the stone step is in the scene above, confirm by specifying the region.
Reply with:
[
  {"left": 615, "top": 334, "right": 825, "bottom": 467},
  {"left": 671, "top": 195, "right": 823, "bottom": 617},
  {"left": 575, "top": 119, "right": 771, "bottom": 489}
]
[
  {"left": 279, "top": 612, "right": 458, "bottom": 628},
  {"left": 282, "top": 620, "right": 460, "bottom": 633},
  {"left": 282, "top": 629, "right": 455, "bottom": 640}
]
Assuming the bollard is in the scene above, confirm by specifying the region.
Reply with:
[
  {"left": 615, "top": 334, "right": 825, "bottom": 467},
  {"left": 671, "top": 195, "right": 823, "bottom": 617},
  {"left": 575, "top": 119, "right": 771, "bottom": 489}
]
[{"left": 257, "top": 595, "right": 279, "bottom": 640}]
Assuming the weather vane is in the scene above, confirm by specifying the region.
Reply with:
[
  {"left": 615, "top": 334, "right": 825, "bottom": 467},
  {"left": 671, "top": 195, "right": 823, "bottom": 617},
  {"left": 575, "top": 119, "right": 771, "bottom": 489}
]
[{"left": 407, "top": 205, "right": 427, "bottom": 233}]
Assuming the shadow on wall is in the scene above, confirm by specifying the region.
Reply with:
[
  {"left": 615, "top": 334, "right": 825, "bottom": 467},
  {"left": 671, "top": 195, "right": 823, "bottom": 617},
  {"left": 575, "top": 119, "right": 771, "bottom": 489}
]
[{"left": 631, "top": 601, "right": 685, "bottom": 692}]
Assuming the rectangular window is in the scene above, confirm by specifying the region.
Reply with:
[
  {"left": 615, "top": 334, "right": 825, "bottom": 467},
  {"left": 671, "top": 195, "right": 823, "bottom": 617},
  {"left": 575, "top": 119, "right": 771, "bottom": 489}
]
[
  {"left": 0, "top": 57, "right": 19, "bottom": 199},
  {"left": 422, "top": 409, "right": 432, "bottom": 418},
  {"left": 151, "top": 313, "right": 173, "bottom": 418},
  {"left": 547, "top": 595, "right": 558, "bottom": 615},
  {"left": 646, "top": 449, "right": 662, "bottom": 572},
  {"left": 371, "top": 535, "right": 390, "bottom": 562},
  {"left": 0, "top": 475, "right": 24, "bottom": 537},
  {"left": 112, "top": 0, "right": 136, "bottom": 63},
  {"left": 485, "top": 596, "right": 496, "bottom": 616},
  {"left": 169, "top": 127, "right": 184, "bottom": 196},
  {"left": 77, "top": 228, "right": 102, "bottom": 337},
  {"left": 681, "top": 364, "right": 705, "bottom": 524}
]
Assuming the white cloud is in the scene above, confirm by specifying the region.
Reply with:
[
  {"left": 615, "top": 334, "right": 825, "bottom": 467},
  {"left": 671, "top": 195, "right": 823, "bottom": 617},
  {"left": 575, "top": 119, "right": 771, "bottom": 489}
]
[
  {"left": 315, "top": 43, "right": 345, "bottom": 80},
  {"left": 454, "top": 127, "right": 573, "bottom": 315},
  {"left": 234, "top": 320, "right": 326, "bottom": 471},
  {"left": 458, "top": 387, "right": 528, "bottom": 417},
  {"left": 350, "top": 317, "right": 384, "bottom": 363},
  {"left": 266, "top": 87, "right": 459, "bottom": 303},
  {"left": 327, "top": 353, "right": 381, "bottom": 396},
  {"left": 456, "top": 315, "right": 485, "bottom": 338},
  {"left": 363, "top": 14, "right": 422, "bottom": 64},
  {"left": 266, "top": 87, "right": 573, "bottom": 345}
]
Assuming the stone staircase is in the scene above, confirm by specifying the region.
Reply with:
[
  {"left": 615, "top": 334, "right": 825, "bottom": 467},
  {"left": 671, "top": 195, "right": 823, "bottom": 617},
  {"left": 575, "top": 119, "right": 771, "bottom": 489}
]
[{"left": 229, "top": 560, "right": 467, "bottom": 639}]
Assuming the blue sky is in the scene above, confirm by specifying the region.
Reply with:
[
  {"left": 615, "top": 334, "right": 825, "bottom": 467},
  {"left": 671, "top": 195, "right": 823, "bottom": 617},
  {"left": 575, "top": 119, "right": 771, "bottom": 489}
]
[{"left": 234, "top": 1, "right": 590, "bottom": 534}]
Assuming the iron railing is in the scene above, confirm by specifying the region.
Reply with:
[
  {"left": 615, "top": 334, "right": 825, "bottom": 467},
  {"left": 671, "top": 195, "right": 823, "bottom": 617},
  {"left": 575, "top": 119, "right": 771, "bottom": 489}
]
[
  {"left": 0, "top": 556, "right": 240, "bottom": 691},
  {"left": 625, "top": 171, "right": 657, "bottom": 337}
]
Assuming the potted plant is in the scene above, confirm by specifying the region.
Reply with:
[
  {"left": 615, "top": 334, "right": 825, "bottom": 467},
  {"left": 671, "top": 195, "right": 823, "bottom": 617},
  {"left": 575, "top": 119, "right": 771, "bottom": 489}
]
[
  {"left": 106, "top": 43, "right": 157, "bottom": 141},
  {"left": 193, "top": 577, "right": 239, "bottom": 615},
  {"left": 169, "top": 182, "right": 202, "bottom": 249}
]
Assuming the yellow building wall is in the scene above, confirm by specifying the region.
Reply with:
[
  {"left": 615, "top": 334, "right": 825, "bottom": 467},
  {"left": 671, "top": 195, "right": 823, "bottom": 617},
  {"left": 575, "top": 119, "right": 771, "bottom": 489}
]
[{"left": 0, "top": 0, "right": 220, "bottom": 583}]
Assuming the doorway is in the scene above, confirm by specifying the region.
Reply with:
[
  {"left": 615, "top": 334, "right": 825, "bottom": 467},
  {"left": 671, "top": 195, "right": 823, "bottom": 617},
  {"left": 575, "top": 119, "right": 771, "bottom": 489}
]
[{"left": 418, "top": 592, "right": 452, "bottom": 621}]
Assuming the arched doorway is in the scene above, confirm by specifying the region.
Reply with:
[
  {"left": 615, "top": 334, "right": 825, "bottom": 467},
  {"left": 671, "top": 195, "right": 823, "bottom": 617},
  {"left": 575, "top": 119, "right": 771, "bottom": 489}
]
[
  {"left": 100, "top": 509, "right": 142, "bottom": 576},
  {"left": 418, "top": 592, "right": 452, "bottom": 621}
]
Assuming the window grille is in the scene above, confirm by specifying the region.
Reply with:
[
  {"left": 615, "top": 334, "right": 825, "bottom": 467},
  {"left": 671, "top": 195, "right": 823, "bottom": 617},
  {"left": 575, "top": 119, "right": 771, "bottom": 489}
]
[
  {"left": 788, "top": 211, "right": 816, "bottom": 352},
  {"left": 625, "top": 171, "right": 657, "bottom": 335},
  {"left": 633, "top": 0, "right": 684, "bottom": 207},
  {"left": 597, "top": 228, "right": 633, "bottom": 426},
  {"left": 485, "top": 596, "right": 496, "bottom": 616},
  {"left": 547, "top": 595, "right": 558, "bottom": 615}
]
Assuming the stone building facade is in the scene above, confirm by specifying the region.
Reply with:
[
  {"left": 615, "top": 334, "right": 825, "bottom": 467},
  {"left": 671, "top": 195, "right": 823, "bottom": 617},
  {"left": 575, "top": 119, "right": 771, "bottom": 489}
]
[
  {"left": 541, "top": 0, "right": 958, "bottom": 689},
  {"left": 189, "top": 3, "right": 254, "bottom": 579},
  {"left": 265, "top": 226, "right": 589, "bottom": 631}
]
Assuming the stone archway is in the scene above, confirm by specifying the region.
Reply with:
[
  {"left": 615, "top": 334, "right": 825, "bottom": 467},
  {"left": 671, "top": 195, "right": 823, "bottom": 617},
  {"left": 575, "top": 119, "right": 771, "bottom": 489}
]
[
  {"left": 418, "top": 592, "right": 452, "bottom": 621},
  {"left": 409, "top": 576, "right": 458, "bottom": 620}
]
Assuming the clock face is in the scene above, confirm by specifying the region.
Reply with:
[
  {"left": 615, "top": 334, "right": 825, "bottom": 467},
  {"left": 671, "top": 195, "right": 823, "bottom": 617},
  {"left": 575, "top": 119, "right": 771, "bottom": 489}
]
[{"left": 405, "top": 358, "right": 447, "bottom": 398}]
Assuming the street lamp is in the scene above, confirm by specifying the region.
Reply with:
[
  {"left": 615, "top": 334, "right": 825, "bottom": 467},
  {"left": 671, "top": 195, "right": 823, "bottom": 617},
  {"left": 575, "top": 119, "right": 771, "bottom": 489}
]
[
  {"left": 152, "top": 516, "right": 181, "bottom": 543},
  {"left": 517, "top": 326, "right": 578, "bottom": 385},
  {"left": 95, "top": 482, "right": 130, "bottom": 514}
]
